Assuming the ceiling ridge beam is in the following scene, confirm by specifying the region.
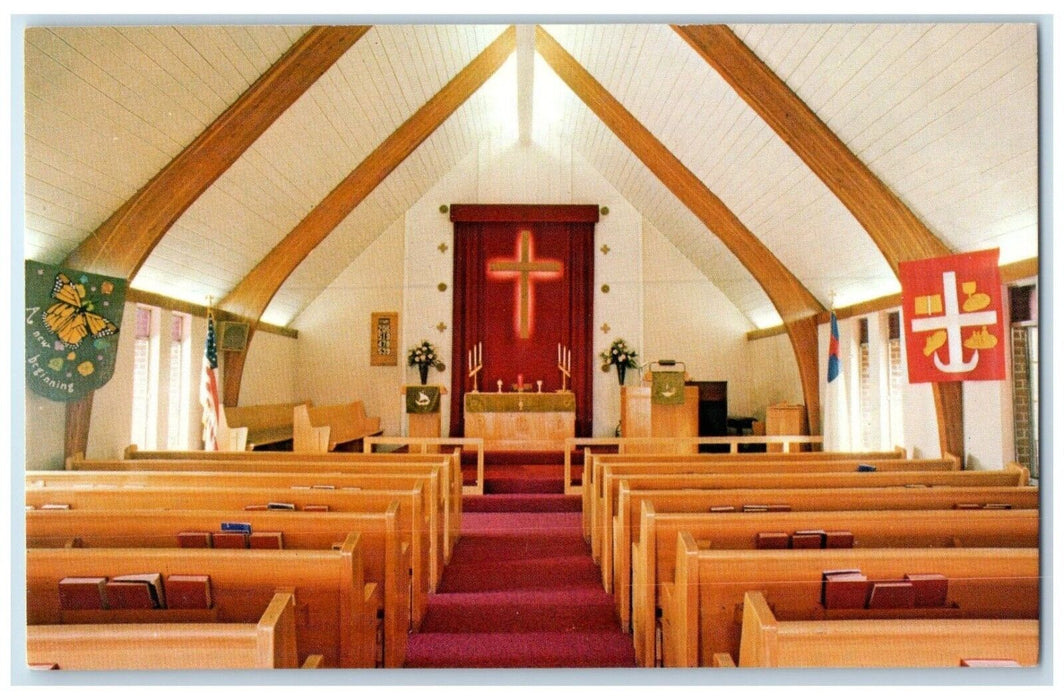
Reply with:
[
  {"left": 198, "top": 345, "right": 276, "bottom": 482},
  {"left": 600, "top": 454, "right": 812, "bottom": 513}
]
[
  {"left": 534, "top": 25, "right": 825, "bottom": 433},
  {"left": 673, "top": 24, "right": 953, "bottom": 269},
  {"left": 220, "top": 25, "right": 518, "bottom": 323},
  {"left": 63, "top": 25, "right": 371, "bottom": 279}
]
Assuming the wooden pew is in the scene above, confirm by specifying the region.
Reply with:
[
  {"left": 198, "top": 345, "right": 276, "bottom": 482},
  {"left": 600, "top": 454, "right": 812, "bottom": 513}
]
[
  {"left": 27, "top": 534, "right": 377, "bottom": 668},
  {"left": 31, "top": 468, "right": 447, "bottom": 590},
  {"left": 293, "top": 402, "right": 382, "bottom": 452},
  {"left": 26, "top": 484, "right": 431, "bottom": 631},
  {"left": 219, "top": 402, "right": 304, "bottom": 451},
  {"left": 26, "top": 506, "right": 409, "bottom": 667},
  {"left": 27, "top": 591, "right": 303, "bottom": 670},
  {"left": 598, "top": 463, "right": 1032, "bottom": 593},
  {"left": 364, "top": 436, "right": 486, "bottom": 495},
  {"left": 662, "top": 544, "right": 1039, "bottom": 667},
  {"left": 115, "top": 449, "right": 463, "bottom": 555},
  {"left": 563, "top": 439, "right": 907, "bottom": 494},
  {"left": 583, "top": 453, "right": 964, "bottom": 548},
  {"left": 632, "top": 502, "right": 1040, "bottom": 666},
  {"left": 77, "top": 452, "right": 461, "bottom": 563},
  {"left": 737, "top": 591, "right": 1040, "bottom": 667}
]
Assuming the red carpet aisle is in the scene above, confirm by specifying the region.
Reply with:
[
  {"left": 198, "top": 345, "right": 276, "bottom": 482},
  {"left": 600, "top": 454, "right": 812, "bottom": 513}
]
[{"left": 403, "top": 453, "right": 637, "bottom": 668}]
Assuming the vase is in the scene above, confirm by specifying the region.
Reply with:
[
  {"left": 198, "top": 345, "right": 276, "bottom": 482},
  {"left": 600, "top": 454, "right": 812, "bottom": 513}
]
[
  {"left": 418, "top": 365, "right": 429, "bottom": 385},
  {"left": 616, "top": 364, "right": 626, "bottom": 385}
]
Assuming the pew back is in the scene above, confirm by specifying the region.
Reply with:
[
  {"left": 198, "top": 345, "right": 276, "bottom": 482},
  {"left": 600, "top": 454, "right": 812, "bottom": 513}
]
[
  {"left": 664, "top": 543, "right": 1039, "bottom": 667},
  {"left": 26, "top": 505, "right": 409, "bottom": 666},
  {"left": 737, "top": 591, "right": 1039, "bottom": 667},
  {"left": 631, "top": 502, "right": 1040, "bottom": 665},
  {"left": 27, "top": 591, "right": 300, "bottom": 670},
  {"left": 294, "top": 402, "right": 381, "bottom": 452},
  {"left": 26, "top": 534, "right": 375, "bottom": 668}
]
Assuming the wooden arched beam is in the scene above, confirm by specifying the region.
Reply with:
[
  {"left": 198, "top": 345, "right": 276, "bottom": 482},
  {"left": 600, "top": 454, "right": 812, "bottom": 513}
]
[
  {"left": 219, "top": 26, "right": 518, "bottom": 406},
  {"left": 535, "top": 26, "right": 827, "bottom": 433},
  {"left": 58, "top": 25, "right": 370, "bottom": 455},
  {"left": 674, "top": 25, "right": 962, "bottom": 457}
]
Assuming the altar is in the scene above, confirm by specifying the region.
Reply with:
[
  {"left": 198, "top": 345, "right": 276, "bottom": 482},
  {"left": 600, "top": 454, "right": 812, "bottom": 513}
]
[{"left": 463, "top": 391, "right": 576, "bottom": 451}]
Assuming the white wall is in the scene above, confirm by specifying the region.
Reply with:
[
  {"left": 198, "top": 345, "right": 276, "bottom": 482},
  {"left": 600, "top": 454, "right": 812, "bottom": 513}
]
[
  {"left": 292, "top": 216, "right": 407, "bottom": 436},
  {"left": 642, "top": 220, "right": 801, "bottom": 420},
  {"left": 238, "top": 328, "right": 299, "bottom": 407}
]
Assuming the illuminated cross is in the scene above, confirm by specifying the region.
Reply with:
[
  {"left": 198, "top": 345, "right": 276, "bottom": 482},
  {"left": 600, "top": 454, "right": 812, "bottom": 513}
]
[{"left": 488, "top": 230, "right": 562, "bottom": 338}]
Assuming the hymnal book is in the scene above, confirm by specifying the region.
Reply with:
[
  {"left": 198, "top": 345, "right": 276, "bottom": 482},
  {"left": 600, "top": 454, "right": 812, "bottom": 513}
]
[
  {"left": 709, "top": 506, "right": 735, "bottom": 513},
  {"left": 221, "top": 522, "right": 252, "bottom": 533},
  {"left": 742, "top": 505, "right": 769, "bottom": 513},
  {"left": 824, "top": 531, "right": 855, "bottom": 549},
  {"left": 983, "top": 503, "right": 1013, "bottom": 510},
  {"left": 165, "top": 574, "right": 212, "bottom": 609},
  {"left": 244, "top": 504, "right": 270, "bottom": 511},
  {"left": 822, "top": 569, "right": 869, "bottom": 609},
  {"left": 867, "top": 580, "right": 916, "bottom": 609},
  {"left": 311, "top": 485, "right": 336, "bottom": 490},
  {"left": 905, "top": 573, "right": 949, "bottom": 607},
  {"left": 58, "top": 576, "right": 108, "bottom": 610},
  {"left": 755, "top": 532, "right": 790, "bottom": 550},
  {"left": 176, "top": 531, "right": 212, "bottom": 548},
  {"left": 856, "top": 464, "right": 877, "bottom": 472},
  {"left": 212, "top": 531, "right": 249, "bottom": 549},
  {"left": 953, "top": 503, "right": 981, "bottom": 510},
  {"left": 791, "top": 530, "right": 826, "bottom": 549},
  {"left": 249, "top": 531, "right": 284, "bottom": 549},
  {"left": 267, "top": 502, "right": 296, "bottom": 510},
  {"left": 290, "top": 485, "right": 313, "bottom": 490},
  {"left": 40, "top": 503, "right": 71, "bottom": 510},
  {"left": 107, "top": 573, "right": 165, "bottom": 609},
  {"left": 302, "top": 504, "right": 330, "bottom": 512}
]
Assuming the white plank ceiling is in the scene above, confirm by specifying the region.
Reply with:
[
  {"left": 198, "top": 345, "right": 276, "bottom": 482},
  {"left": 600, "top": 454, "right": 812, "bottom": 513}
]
[{"left": 21, "top": 20, "right": 1040, "bottom": 329}]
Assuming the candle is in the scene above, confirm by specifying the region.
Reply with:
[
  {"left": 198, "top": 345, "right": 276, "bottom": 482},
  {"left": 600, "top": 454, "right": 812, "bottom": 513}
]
[
  {"left": 558, "top": 343, "right": 561, "bottom": 364},
  {"left": 517, "top": 373, "right": 523, "bottom": 389},
  {"left": 566, "top": 349, "right": 571, "bottom": 371},
  {"left": 477, "top": 342, "right": 482, "bottom": 366},
  {"left": 468, "top": 349, "right": 472, "bottom": 368}
]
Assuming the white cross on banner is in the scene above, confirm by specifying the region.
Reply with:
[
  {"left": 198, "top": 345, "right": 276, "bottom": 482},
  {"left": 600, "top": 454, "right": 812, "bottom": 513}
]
[{"left": 899, "top": 249, "right": 1006, "bottom": 383}]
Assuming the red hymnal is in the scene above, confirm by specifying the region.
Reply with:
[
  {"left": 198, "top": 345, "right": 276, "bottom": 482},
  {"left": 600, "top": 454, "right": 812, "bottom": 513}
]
[
  {"left": 822, "top": 569, "right": 869, "bottom": 609},
  {"left": 867, "top": 580, "right": 916, "bottom": 609},
  {"left": 212, "top": 531, "right": 248, "bottom": 549},
  {"left": 176, "top": 531, "right": 212, "bottom": 548},
  {"left": 755, "top": 532, "right": 790, "bottom": 550},
  {"left": 791, "top": 530, "right": 826, "bottom": 549},
  {"left": 165, "top": 574, "right": 212, "bottom": 609},
  {"left": 58, "top": 576, "right": 108, "bottom": 610},
  {"left": 905, "top": 573, "right": 949, "bottom": 607},
  {"left": 824, "top": 531, "right": 855, "bottom": 549},
  {"left": 243, "top": 504, "right": 270, "bottom": 511},
  {"left": 107, "top": 573, "right": 164, "bottom": 609},
  {"left": 249, "top": 531, "right": 284, "bottom": 549}
]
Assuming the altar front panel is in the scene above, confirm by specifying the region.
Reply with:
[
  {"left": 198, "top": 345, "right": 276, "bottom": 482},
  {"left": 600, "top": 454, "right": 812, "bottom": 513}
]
[{"left": 464, "top": 392, "right": 576, "bottom": 450}]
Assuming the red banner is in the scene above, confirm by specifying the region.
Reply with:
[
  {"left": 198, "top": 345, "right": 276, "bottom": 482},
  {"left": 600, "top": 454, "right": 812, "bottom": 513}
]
[{"left": 899, "top": 249, "right": 1006, "bottom": 383}]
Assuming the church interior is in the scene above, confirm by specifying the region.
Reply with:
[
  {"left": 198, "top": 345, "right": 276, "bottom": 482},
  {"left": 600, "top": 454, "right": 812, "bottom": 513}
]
[{"left": 16, "top": 18, "right": 1044, "bottom": 679}]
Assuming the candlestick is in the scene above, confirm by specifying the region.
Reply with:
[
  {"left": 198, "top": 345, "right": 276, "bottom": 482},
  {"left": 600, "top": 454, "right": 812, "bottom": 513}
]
[
  {"left": 496, "top": 379, "right": 503, "bottom": 393},
  {"left": 536, "top": 380, "right": 543, "bottom": 393}
]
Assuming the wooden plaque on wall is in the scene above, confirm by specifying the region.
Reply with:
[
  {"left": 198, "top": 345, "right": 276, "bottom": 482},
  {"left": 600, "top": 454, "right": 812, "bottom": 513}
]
[{"left": 370, "top": 312, "right": 399, "bottom": 366}]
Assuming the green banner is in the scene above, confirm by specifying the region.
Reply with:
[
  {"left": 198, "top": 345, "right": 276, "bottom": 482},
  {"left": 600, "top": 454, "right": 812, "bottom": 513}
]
[
  {"left": 464, "top": 392, "right": 576, "bottom": 413},
  {"left": 25, "top": 260, "right": 127, "bottom": 402},
  {"left": 651, "top": 371, "right": 686, "bottom": 405},
  {"left": 406, "top": 386, "right": 441, "bottom": 414}
]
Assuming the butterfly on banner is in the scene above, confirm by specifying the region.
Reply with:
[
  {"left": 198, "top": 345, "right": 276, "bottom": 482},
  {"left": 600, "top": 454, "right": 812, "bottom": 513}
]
[{"left": 44, "top": 272, "right": 119, "bottom": 348}]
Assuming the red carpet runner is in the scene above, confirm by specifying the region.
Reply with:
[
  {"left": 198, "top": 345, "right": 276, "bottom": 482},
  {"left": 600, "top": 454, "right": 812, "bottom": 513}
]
[{"left": 403, "top": 453, "right": 637, "bottom": 668}]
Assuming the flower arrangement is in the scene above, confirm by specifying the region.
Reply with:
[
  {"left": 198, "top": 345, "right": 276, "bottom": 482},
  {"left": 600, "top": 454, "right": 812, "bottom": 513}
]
[
  {"left": 408, "top": 340, "right": 445, "bottom": 383},
  {"left": 600, "top": 338, "right": 639, "bottom": 372}
]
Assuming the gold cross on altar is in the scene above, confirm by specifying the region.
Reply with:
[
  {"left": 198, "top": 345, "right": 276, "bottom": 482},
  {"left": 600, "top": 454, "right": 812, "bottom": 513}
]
[{"left": 488, "top": 230, "right": 562, "bottom": 338}]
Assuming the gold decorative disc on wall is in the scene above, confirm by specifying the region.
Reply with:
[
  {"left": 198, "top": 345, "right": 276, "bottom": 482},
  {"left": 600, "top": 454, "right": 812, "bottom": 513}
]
[
  {"left": 438, "top": 282, "right": 448, "bottom": 292},
  {"left": 601, "top": 284, "right": 610, "bottom": 293}
]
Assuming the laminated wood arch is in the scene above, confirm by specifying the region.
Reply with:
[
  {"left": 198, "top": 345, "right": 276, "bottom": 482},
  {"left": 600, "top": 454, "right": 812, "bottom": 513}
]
[
  {"left": 59, "top": 25, "right": 371, "bottom": 456},
  {"left": 535, "top": 26, "right": 827, "bottom": 433},
  {"left": 218, "top": 26, "right": 519, "bottom": 405},
  {"left": 674, "top": 24, "right": 962, "bottom": 456}
]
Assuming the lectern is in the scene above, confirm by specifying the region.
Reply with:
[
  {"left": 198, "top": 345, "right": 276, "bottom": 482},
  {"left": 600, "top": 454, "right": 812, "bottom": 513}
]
[
  {"left": 402, "top": 385, "right": 447, "bottom": 452},
  {"left": 619, "top": 363, "right": 699, "bottom": 453}
]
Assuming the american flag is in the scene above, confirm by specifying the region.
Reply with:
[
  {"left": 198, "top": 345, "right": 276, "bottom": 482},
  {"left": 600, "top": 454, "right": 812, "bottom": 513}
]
[{"left": 200, "top": 312, "right": 220, "bottom": 450}]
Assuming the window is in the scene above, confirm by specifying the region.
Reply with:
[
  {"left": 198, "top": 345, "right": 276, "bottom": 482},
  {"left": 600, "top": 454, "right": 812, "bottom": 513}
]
[
  {"left": 853, "top": 312, "right": 905, "bottom": 451},
  {"left": 166, "top": 312, "right": 192, "bottom": 449},
  {"left": 1009, "top": 284, "right": 1038, "bottom": 478},
  {"left": 129, "top": 305, "right": 160, "bottom": 450}
]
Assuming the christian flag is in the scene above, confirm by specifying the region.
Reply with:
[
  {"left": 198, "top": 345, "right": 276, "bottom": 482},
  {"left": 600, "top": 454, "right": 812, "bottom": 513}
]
[
  {"left": 899, "top": 249, "right": 1006, "bottom": 383},
  {"left": 827, "top": 311, "right": 841, "bottom": 383},
  {"left": 200, "top": 312, "right": 220, "bottom": 450}
]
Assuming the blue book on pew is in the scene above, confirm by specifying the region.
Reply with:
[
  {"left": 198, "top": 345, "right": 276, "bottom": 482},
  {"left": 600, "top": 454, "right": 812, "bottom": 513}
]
[
  {"left": 220, "top": 522, "right": 252, "bottom": 534},
  {"left": 856, "top": 464, "right": 876, "bottom": 472}
]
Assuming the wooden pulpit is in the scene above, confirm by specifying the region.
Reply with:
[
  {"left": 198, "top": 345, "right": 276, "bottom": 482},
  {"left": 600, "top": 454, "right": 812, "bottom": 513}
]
[
  {"left": 619, "top": 382, "right": 699, "bottom": 453},
  {"left": 402, "top": 385, "right": 447, "bottom": 452}
]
